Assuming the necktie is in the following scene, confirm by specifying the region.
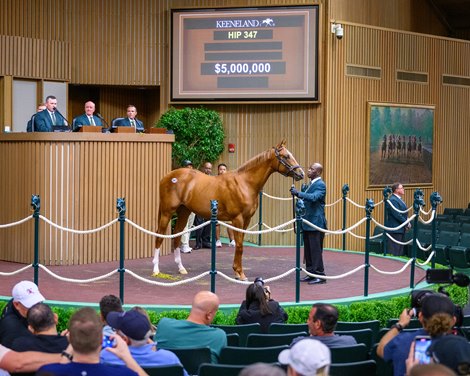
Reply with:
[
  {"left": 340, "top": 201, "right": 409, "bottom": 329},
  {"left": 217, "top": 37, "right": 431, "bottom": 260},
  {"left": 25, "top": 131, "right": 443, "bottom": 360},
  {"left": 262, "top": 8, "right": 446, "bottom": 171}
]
[
  {"left": 51, "top": 112, "right": 57, "bottom": 125},
  {"left": 89, "top": 116, "right": 95, "bottom": 125},
  {"left": 130, "top": 119, "right": 135, "bottom": 127}
]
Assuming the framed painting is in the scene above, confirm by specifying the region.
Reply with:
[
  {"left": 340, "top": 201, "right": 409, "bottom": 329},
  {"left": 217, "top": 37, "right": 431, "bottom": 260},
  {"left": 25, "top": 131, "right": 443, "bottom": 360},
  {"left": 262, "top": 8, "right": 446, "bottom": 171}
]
[{"left": 367, "top": 103, "right": 434, "bottom": 188}]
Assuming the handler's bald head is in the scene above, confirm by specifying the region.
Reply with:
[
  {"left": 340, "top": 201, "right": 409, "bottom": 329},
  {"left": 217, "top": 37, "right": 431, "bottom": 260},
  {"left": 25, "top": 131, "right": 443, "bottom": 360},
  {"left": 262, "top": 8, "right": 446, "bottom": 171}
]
[{"left": 188, "top": 291, "right": 220, "bottom": 325}]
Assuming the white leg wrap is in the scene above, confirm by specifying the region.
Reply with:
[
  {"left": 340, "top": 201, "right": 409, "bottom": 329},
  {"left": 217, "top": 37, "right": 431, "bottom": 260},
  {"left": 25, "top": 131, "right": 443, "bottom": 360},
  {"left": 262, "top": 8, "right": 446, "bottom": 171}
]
[
  {"left": 174, "top": 248, "right": 188, "bottom": 274},
  {"left": 152, "top": 248, "right": 160, "bottom": 275}
]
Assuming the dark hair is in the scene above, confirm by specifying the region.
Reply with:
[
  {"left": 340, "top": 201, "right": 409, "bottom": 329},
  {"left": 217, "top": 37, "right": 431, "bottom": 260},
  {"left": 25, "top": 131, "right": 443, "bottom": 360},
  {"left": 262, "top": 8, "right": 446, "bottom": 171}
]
[
  {"left": 99, "top": 294, "right": 123, "bottom": 322},
  {"left": 68, "top": 307, "right": 102, "bottom": 354},
  {"left": 218, "top": 163, "right": 227, "bottom": 169},
  {"left": 27, "top": 302, "right": 56, "bottom": 332},
  {"left": 391, "top": 182, "right": 403, "bottom": 192},
  {"left": 312, "top": 303, "right": 339, "bottom": 333},
  {"left": 246, "top": 283, "right": 272, "bottom": 316},
  {"left": 45, "top": 95, "right": 57, "bottom": 102}
]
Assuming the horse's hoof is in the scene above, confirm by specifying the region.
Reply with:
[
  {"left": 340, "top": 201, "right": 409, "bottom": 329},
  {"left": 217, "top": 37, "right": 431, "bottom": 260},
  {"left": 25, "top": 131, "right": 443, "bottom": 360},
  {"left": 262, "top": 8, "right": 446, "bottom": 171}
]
[
  {"left": 234, "top": 274, "right": 248, "bottom": 281},
  {"left": 179, "top": 267, "right": 188, "bottom": 275},
  {"left": 151, "top": 272, "right": 160, "bottom": 277}
]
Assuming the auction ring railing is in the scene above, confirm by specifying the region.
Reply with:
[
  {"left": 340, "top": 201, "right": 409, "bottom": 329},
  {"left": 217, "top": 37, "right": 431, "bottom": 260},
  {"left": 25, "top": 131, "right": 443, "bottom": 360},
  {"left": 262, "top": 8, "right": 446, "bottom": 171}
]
[{"left": 0, "top": 188, "right": 442, "bottom": 303}]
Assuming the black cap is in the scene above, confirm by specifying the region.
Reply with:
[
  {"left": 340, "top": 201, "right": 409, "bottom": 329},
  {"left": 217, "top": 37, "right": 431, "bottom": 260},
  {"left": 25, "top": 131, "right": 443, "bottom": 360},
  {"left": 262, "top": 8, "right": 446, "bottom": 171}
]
[
  {"left": 254, "top": 277, "right": 265, "bottom": 285},
  {"left": 182, "top": 160, "right": 193, "bottom": 167}
]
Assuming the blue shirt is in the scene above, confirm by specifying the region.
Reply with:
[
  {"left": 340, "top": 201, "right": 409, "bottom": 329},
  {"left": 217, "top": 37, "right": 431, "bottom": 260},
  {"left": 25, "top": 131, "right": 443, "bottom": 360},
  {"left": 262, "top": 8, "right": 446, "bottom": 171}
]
[
  {"left": 38, "top": 362, "right": 138, "bottom": 376},
  {"left": 383, "top": 328, "right": 427, "bottom": 376},
  {"left": 100, "top": 342, "right": 188, "bottom": 376}
]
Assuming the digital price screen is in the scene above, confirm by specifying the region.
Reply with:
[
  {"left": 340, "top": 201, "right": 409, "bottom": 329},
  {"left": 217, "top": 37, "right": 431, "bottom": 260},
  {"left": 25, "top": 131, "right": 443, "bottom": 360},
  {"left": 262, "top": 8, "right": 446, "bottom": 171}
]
[{"left": 171, "top": 6, "right": 319, "bottom": 101}]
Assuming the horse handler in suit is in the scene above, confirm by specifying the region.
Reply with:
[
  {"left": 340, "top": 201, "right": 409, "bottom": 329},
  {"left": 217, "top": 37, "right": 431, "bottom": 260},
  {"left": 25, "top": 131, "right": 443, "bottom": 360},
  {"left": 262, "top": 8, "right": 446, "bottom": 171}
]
[
  {"left": 385, "top": 182, "right": 410, "bottom": 256},
  {"left": 290, "top": 163, "right": 327, "bottom": 285}
]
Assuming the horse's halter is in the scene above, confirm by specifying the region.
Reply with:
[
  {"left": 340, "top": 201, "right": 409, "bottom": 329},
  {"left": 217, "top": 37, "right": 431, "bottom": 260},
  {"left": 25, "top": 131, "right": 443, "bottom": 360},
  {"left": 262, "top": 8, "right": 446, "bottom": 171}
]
[{"left": 273, "top": 146, "right": 304, "bottom": 180}]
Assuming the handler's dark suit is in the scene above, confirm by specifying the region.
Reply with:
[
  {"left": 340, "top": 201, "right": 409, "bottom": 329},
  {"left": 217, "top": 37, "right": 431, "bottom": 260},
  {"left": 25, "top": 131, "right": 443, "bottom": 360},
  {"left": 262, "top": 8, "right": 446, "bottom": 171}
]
[
  {"left": 72, "top": 113, "right": 102, "bottom": 131},
  {"left": 33, "top": 110, "right": 66, "bottom": 132},
  {"left": 114, "top": 117, "right": 144, "bottom": 132},
  {"left": 297, "top": 178, "right": 327, "bottom": 277},
  {"left": 385, "top": 194, "right": 408, "bottom": 256}
]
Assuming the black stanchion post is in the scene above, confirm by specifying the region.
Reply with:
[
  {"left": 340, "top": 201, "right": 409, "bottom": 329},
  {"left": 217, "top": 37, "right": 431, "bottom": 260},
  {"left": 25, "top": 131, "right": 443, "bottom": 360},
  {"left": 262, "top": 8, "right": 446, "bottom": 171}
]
[
  {"left": 382, "top": 186, "right": 392, "bottom": 255},
  {"left": 364, "top": 198, "right": 374, "bottom": 297},
  {"left": 117, "top": 198, "right": 126, "bottom": 303},
  {"left": 295, "top": 199, "right": 305, "bottom": 303},
  {"left": 410, "top": 189, "right": 425, "bottom": 289},
  {"left": 31, "top": 195, "right": 41, "bottom": 286},
  {"left": 429, "top": 192, "right": 443, "bottom": 269},
  {"left": 210, "top": 200, "right": 218, "bottom": 293},
  {"left": 342, "top": 184, "right": 349, "bottom": 251},
  {"left": 258, "top": 191, "right": 263, "bottom": 246}
]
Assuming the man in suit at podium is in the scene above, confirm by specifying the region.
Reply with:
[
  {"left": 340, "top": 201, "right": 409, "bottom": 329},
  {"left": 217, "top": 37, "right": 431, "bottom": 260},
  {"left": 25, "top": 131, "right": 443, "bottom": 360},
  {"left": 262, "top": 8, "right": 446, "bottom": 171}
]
[
  {"left": 33, "top": 95, "right": 67, "bottom": 132},
  {"left": 72, "top": 101, "right": 103, "bottom": 131},
  {"left": 114, "top": 105, "right": 144, "bottom": 132},
  {"left": 26, "top": 103, "right": 46, "bottom": 132}
]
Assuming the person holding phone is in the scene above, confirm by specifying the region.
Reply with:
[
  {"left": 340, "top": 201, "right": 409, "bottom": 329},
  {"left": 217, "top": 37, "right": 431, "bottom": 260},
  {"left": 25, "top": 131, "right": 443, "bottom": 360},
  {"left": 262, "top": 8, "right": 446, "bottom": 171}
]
[{"left": 377, "top": 293, "right": 457, "bottom": 376}]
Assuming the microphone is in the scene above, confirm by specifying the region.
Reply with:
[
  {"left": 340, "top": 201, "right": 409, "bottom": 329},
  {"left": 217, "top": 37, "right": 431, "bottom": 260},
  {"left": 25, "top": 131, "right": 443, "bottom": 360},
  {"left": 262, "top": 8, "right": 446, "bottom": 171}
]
[
  {"left": 96, "top": 113, "right": 112, "bottom": 133},
  {"left": 53, "top": 108, "right": 73, "bottom": 131}
]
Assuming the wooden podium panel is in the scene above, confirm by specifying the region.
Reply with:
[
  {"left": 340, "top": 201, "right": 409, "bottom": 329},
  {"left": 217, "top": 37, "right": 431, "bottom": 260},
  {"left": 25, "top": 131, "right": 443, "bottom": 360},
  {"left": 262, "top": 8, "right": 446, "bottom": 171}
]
[
  {"left": 78, "top": 126, "right": 103, "bottom": 132},
  {"left": 0, "top": 132, "right": 174, "bottom": 265},
  {"left": 147, "top": 128, "right": 167, "bottom": 134},
  {"left": 113, "top": 126, "right": 135, "bottom": 133}
]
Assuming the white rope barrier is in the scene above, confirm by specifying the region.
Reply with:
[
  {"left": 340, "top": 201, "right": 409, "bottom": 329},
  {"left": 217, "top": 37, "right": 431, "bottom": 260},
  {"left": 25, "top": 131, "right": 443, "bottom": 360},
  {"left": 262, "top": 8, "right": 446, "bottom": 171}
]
[
  {"left": 302, "top": 217, "right": 368, "bottom": 235},
  {"left": 416, "top": 251, "right": 435, "bottom": 266},
  {"left": 420, "top": 207, "right": 433, "bottom": 216},
  {"left": 418, "top": 210, "right": 436, "bottom": 224},
  {"left": 39, "top": 216, "right": 118, "bottom": 234},
  {"left": 260, "top": 222, "right": 294, "bottom": 233},
  {"left": 301, "top": 265, "right": 366, "bottom": 280},
  {"left": 348, "top": 231, "right": 383, "bottom": 240},
  {"left": 0, "top": 264, "right": 32, "bottom": 276},
  {"left": 325, "top": 197, "right": 342, "bottom": 207},
  {"left": 261, "top": 192, "right": 292, "bottom": 201},
  {"left": 372, "top": 215, "right": 416, "bottom": 231},
  {"left": 38, "top": 264, "right": 118, "bottom": 283},
  {"left": 221, "top": 219, "right": 296, "bottom": 235},
  {"left": 417, "top": 240, "right": 433, "bottom": 252},
  {"left": 386, "top": 200, "right": 413, "bottom": 214},
  {"left": 125, "top": 269, "right": 210, "bottom": 286},
  {"left": 0, "top": 215, "right": 33, "bottom": 228},
  {"left": 346, "top": 197, "right": 366, "bottom": 209},
  {"left": 385, "top": 232, "right": 413, "bottom": 246},
  {"left": 125, "top": 218, "right": 208, "bottom": 238},
  {"left": 369, "top": 258, "right": 413, "bottom": 275}
]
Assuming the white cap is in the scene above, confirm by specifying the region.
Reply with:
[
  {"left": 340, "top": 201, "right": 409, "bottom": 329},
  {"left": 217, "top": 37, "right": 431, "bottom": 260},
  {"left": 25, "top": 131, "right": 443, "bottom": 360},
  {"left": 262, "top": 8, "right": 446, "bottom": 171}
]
[
  {"left": 12, "top": 281, "right": 45, "bottom": 308},
  {"left": 278, "top": 339, "right": 331, "bottom": 376}
]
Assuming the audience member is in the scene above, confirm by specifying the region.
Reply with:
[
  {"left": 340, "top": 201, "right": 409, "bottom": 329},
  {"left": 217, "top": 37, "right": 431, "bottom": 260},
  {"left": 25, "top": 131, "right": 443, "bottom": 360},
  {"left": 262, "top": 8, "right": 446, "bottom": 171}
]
[
  {"left": 377, "top": 293, "right": 456, "bottom": 376},
  {"left": 26, "top": 103, "right": 46, "bottom": 132},
  {"left": 215, "top": 163, "right": 235, "bottom": 248},
  {"left": 291, "top": 303, "right": 356, "bottom": 347},
  {"left": 10, "top": 302, "right": 68, "bottom": 353},
  {"left": 0, "top": 343, "right": 61, "bottom": 373},
  {"left": 33, "top": 95, "right": 67, "bottom": 132},
  {"left": 114, "top": 105, "right": 144, "bottom": 132},
  {"left": 72, "top": 101, "right": 102, "bottom": 131},
  {"left": 99, "top": 294, "right": 123, "bottom": 336},
  {"left": 194, "top": 162, "right": 213, "bottom": 249},
  {"left": 408, "top": 364, "right": 456, "bottom": 376},
  {"left": 236, "top": 280, "right": 288, "bottom": 333},
  {"left": 37, "top": 307, "right": 145, "bottom": 376},
  {"left": 279, "top": 338, "right": 331, "bottom": 376},
  {"left": 155, "top": 291, "right": 226, "bottom": 363},
  {"left": 180, "top": 160, "right": 195, "bottom": 254},
  {"left": 239, "top": 362, "right": 286, "bottom": 376},
  {"left": 0, "top": 280, "right": 45, "bottom": 347},
  {"left": 100, "top": 309, "right": 188, "bottom": 375},
  {"left": 428, "top": 335, "right": 470, "bottom": 375}
]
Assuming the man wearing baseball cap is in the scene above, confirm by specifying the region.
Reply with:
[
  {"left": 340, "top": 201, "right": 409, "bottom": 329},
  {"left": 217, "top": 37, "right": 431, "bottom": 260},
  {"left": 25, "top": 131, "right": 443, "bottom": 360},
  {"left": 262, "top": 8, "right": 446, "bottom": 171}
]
[
  {"left": 100, "top": 309, "right": 188, "bottom": 375},
  {"left": 0, "top": 280, "right": 45, "bottom": 347},
  {"left": 278, "top": 338, "right": 331, "bottom": 376}
]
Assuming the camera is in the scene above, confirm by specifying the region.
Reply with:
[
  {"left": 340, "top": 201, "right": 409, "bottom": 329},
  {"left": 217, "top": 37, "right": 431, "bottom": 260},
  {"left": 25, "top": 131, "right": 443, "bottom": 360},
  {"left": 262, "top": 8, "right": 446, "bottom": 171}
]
[
  {"left": 426, "top": 268, "right": 470, "bottom": 287},
  {"left": 414, "top": 335, "right": 432, "bottom": 364},
  {"left": 101, "top": 335, "right": 115, "bottom": 349},
  {"left": 335, "top": 25, "right": 343, "bottom": 39}
]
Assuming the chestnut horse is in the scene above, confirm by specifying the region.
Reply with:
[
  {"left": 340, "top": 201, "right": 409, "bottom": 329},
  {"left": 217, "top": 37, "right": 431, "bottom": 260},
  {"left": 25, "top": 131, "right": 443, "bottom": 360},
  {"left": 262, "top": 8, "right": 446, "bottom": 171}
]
[{"left": 152, "top": 140, "right": 304, "bottom": 280}]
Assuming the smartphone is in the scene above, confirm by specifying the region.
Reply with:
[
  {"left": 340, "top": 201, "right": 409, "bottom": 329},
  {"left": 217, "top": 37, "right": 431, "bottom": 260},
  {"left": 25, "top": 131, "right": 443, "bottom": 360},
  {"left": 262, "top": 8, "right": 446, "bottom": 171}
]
[
  {"left": 414, "top": 335, "right": 432, "bottom": 364},
  {"left": 101, "top": 335, "right": 115, "bottom": 349}
]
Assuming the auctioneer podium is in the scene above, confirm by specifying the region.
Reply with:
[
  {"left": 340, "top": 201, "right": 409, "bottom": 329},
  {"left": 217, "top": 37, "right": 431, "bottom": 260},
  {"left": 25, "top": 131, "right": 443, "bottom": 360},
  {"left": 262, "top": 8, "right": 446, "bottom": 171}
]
[{"left": 0, "top": 132, "right": 174, "bottom": 265}]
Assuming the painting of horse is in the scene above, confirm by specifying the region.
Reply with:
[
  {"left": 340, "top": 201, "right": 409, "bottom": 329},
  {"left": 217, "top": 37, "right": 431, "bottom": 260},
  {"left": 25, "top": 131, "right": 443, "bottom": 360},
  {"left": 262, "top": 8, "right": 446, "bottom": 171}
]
[{"left": 152, "top": 140, "right": 304, "bottom": 281}]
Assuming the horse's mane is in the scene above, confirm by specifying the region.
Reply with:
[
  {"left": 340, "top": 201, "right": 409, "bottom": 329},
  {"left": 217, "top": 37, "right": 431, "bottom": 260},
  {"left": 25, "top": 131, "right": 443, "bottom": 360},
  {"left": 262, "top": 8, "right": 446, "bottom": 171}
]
[{"left": 235, "top": 148, "right": 272, "bottom": 174}]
